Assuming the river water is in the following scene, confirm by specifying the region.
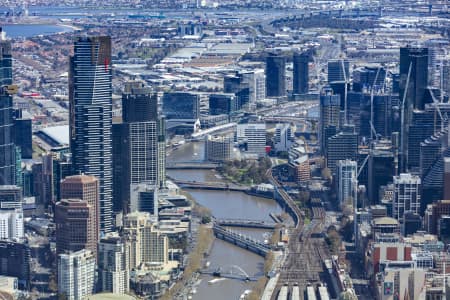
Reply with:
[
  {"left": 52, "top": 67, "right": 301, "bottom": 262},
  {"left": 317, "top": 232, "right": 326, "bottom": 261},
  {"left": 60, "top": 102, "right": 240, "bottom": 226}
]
[{"left": 167, "top": 142, "right": 283, "bottom": 300}]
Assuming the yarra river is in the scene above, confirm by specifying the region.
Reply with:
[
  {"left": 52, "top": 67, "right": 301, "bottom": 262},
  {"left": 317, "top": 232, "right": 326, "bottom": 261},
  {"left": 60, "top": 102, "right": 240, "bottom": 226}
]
[{"left": 167, "top": 141, "right": 285, "bottom": 300}]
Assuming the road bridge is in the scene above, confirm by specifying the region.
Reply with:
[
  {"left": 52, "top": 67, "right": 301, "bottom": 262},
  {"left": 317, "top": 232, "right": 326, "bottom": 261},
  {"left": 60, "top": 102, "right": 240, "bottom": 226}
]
[
  {"left": 212, "top": 224, "right": 270, "bottom": 257},
  {"left": 216, "top": 218, "right": 277, "bottom": 229}
]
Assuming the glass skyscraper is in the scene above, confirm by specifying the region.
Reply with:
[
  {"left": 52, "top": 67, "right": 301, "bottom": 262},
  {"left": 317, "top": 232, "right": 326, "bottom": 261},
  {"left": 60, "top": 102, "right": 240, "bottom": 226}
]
[
  {"left": 69, "top": 36, "right": 113, "bottom": 234},
  {"left": 0, "top": 36, "right": 15, "bottom": 185}
]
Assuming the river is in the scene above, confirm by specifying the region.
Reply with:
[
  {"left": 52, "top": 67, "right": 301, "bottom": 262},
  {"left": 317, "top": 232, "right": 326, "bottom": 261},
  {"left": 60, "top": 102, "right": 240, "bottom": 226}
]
[{"left": 167, "top": 141, "right": 284, "bottom": 300}]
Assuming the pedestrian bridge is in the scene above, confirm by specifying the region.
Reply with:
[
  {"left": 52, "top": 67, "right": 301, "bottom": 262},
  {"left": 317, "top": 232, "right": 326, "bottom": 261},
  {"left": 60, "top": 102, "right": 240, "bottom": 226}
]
[
  {"left": 216, "top": 218, "right": 277, "bottom": 229},
  {"left": 200, "top": 265, "right": 258, "bottom": 282},
  {"left": 166, "top": 161, "right": 220, "bottom": 169}
]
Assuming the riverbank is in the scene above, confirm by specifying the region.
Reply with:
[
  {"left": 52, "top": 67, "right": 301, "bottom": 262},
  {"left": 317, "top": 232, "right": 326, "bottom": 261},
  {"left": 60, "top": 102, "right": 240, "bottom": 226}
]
[{"left": 161, "top": 225, "right": 214, "bottom": 300}]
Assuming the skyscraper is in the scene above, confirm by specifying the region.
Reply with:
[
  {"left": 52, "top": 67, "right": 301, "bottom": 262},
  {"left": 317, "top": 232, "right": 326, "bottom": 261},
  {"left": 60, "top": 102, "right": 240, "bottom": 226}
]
[
  {"left": 0, "top": 240, "right": 30, "bottom": 290},
  {"left": 399, "top": 47, "right": 429, "bottom": 172},
  {"left": 336, "top": 160, "right": 357, "bottom": 208},
  {"left": 113, "top": 82, "right": 159, "bottom": 213},
  {"left": 0, "top": 33, "right": 15, "bottom": 186},
  {"left": 319, "top": 91, "right": 340, "bottom": 153},
  {"left": 69, "top": 36, "right": 113, "bottom": 233},
  {"left": 393, "top": 173, "right": 421, "bottom": 222},
  {"left": 326, "top": 125, "right": 358, "bottom": 174},
  {"left": 60, "top": 175, "right": 99, "bottom": 245},
  {"left": 327, "top": 59, "right": 349, "bottom": 83},
  {"left": 55, "top": 199, "right": 97, "bottom": 258},
  {"left": 265, "top": 54, "right": 286, "bottom": 97},
  {"left": 58, "top": 249, "right": 96, "bottom": 300},
  {"left": 98, "top": 233, "right": 129, "bottom": 294},
  {"left": 293, "top": 51, "right": 309, "bottom": 94}
]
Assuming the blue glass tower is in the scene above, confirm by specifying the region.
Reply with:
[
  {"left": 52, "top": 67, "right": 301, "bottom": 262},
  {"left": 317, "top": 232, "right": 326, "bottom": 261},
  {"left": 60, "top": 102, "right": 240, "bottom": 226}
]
[{"left": 69, "top": 36, "right": 113, "bottom": 233}]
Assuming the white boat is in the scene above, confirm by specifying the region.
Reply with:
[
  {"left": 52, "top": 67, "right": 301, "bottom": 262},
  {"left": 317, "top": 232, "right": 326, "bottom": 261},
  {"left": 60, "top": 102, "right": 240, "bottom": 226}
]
[{"left": 208, "top": 278, "right": 226, "bottom": 284}]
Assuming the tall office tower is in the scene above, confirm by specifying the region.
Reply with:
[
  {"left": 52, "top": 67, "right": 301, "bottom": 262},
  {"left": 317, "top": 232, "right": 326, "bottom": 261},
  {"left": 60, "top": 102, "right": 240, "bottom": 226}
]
[
  {"left": 327, "top": 59, "right": 349, "bottom": 83},
  {"left": 157, "top": 118, "right": 166, "bottom": 189},
  {"left": 274, "top": 123, "right": 293, "bottom": 152},
  {"left": 13, "top": 110, "right": 32, "bottom": 159},
  {"left": 32, "top": 154, "right": 53, "bottom": 206},
  {"left": 224, "top": 73, "right": 250, "bottom": 110},
  {"left": 420, "top": 131, "right": 446, "bottom": 178},
  {"left": 442, "top": 63, "right": 450, "bottom": 96},
  {"left": 319, "top": 92, "right": 340, "bottom": 154},
  {"left": 352, "top": 65, "right": 386, "bottom": 92},
  {"left": 393, "top": 173, "right": 421, "bottom": 222},
  {"left": 209, "top": 93, "right": 238, "bottom": 116},
  {"left": 336, "top": 160, "right": 357, "bottom": 208},
  {"left": 346, "top": 91, "right": 363, "bottom": 135},
  {"left": 123, "top": 212, "right": 169, "bottom": 268},
  {"left": 0, "top": 33, "right": 15, "bottom": 185},
  {"left": 372, "top": 94, "right": 392, "bottom": 138},
  {"left": 69, "top": 36, "right": 113, "bottom": 234},
  {"left": 407, "top": 110, "right": 435, "bottom": 171},
  {"left": 368, "top": 139, "right": 395, "bottom": 204},
  {"left": 422, "top": 148, "right": 450, "bottom": 212},
  {"left": 326, "top": 125, "right": 358, "bottom": 174},
  {"left": 0, "top": 240, "right": 30, "bottom": 290},
  {"left": 0, "top": 206, "right": 23, "bottom": 240},
  {"left": 55, "top": 199, "right": 97, "bottom": 259},
  {"left": 52, "top": 147, "right": 73, "bottom": 201},
  {"left": 205, "top": 135, "right": 233, "bottom": 162},
  {"left": 399, "top": 47, "right": 429, "bottom": 172},
  {"left": 98, "top": 233, "right": 129, "bottom": 294},
  {"left": 293, "top": 51, "right": 309, "bottom": 94},
  {"left": 224, "top": 69, "right": 265, "bottom": 109},
  {"left": 265, "top": 54, "right": 286, "bottom": 97},
  {"left": 60, "top": 175, "right": 99, "bottom": 247},
  {"left": 236, "top": 123, "right": 267, "bottom": 157},
  {"left": 113, "top": 82, "right": 158, "bottom": 213},
  {"left": 58, "top": 249, "right": 96, "bottom": 300},
  {"left": 162, "top": 92, "right": 200, "bottom": 121},
  {"left": 444, "top": 157, "right": 450, "bottom": 200}
]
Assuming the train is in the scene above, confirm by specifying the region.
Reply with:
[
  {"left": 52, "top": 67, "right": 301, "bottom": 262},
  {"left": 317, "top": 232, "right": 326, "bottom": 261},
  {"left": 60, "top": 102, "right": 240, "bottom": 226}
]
[
  {"left": 277, "top": 285, "right": 289, "bottom": 300},
  {"left": 306, "top": 285, "right": 317, "bottom": 300},
  {"left": 318, "top": 285, "right": 330, "bottom": 300},
  {"left": 291, "top": 285, "right": 300, "bottom": 300}
]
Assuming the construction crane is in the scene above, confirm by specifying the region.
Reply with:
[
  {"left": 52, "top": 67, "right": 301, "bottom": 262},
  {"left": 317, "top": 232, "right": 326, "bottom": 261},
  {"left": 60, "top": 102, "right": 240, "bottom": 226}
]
[
  {"left": 400, "top": 62, "right": 413, "bottom": 172},
  {"left": 429, "top": 88, "right": 447, "bottom": 133},
  {"left": 370, "top": 67, "right": 382, "bottom": 141},
  {"left": 341, "top": 59, "right": 350, "bottom": 125}
]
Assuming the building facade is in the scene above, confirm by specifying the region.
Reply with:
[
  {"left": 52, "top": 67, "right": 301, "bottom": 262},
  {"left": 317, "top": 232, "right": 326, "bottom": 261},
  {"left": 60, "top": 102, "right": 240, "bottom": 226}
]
[
  {"left": 55, "top": 199, "right": 97, "bottom": 258},
  {"left": 69, "top": 36, "right": 113, "bottom": 234},
  {"left": 266, "top": 54, "right": 286, "bottom": 97},
  {"left": 0, "top": 36, "right": 15, "bottom": 185},
  {"left": 98, "top": 233, "right": 129, "bottom": 294},
  {"left": 58, "top": 249, "right": 96, "bottom": 300}
]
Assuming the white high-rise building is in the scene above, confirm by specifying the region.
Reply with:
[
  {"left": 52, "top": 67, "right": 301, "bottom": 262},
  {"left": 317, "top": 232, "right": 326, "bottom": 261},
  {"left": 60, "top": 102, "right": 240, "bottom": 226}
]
[
  {"left": 393, "top": 173, "right": 421, "bottom": 222},
  {"left": 274, "top": 123, "right": 294, "bottom": 152},
  {"left": 336, "top": 160, "right": 357, "bottom": 208},
  {"left": 98, "top": 233, "right": 129, "bottom": 294},
  {"left": 123, "top": 212, "right": 168, "bottom": 269},
  {"left": 0, "top": 206, "right": 23, "bottom": 240},
  {"left": 236, "top": 123, "right": 266, "bottom": 157},
  {"left": 58, "top": 249, "right": 96, "bottom": 300}
]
